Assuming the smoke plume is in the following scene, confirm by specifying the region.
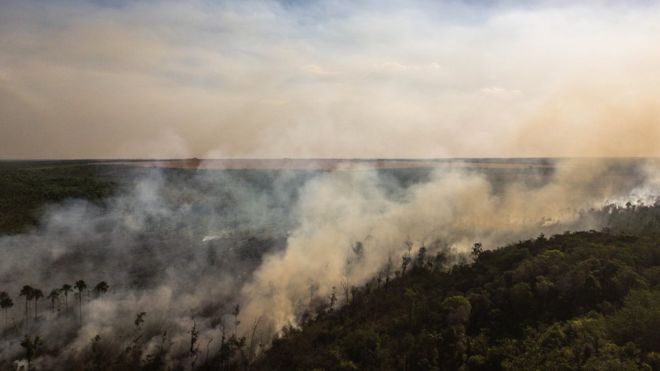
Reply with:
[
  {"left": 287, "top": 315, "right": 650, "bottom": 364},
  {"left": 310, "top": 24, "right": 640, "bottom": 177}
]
[{"left": 1, "top": 159, "right": 659, "bottom": 368}]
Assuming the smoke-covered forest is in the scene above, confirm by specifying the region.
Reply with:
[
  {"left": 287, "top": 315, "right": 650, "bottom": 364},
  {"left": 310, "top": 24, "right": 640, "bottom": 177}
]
[
  {"left": 1, "top": 159, "right": 660, "bottom": 370},
  {"left": 3, "top": 0, "right": 660, "bottom": 369}
]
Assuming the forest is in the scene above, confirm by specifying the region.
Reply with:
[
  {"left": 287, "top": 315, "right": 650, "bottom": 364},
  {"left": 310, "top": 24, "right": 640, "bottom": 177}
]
[
  {"left": 257, "top": 228, "right": 660, "bottom": 370},
  {"left": 3, "top": 0, "right": 660, "bottom": 369},
  {"left": 1, "top": 160, "right": 660, "bottom": 370},
  {"left": 3, "top": 217, "right": 660, "bottom": 370}
]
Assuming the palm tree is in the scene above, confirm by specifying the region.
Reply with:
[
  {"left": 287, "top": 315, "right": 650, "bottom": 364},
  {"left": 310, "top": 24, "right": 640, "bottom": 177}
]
[
  {"left": 32, "top": 289, "right": 43, "bottom": 321},
  {"left": 93, "top": 281, "right": 109, "bottom": 297},
  {"left": 19, "top": 285, "right": 34, "bottom": 327},
  {"left": 74, "top": 280, "right": 87, "bottom": 323},
  {"left": 61, "top": 284, "right": 72, "bottom": 310},
  {"left": 0, "top": 291, "right": 13, "bottom": 329},
  {"left": 46, "top": 289, "right": 60, "bottom": 313}
]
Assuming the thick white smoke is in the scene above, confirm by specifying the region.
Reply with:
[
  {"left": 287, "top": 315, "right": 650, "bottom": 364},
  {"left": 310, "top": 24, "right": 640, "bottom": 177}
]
[{"left": 239, "top": 159, "right": 657, "bottom": 332}]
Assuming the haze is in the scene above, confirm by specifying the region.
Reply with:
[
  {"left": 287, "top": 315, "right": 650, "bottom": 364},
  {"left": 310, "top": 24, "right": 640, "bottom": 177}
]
[{"left": 2, "top": 0, "right": 660, "bottom": 159}]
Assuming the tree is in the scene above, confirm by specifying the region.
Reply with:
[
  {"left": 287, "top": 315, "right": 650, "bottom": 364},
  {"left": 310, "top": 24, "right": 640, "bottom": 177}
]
[
  {"left": 94, "top": 281, "right": 109, "bottom": 297},
  {"left": 401, "top": 254, "right": 412, "bottom": 277},
  {"left": 61, "top": 284, "right": 72, "bottom": 310},
  {"left": 19, "top": 285, "right": 34, "bottom": 327},
  {"left": 74, "top": 280, "right": 87, "bottom": 323},
  {"left": 119, "top": 312, "right": 147, "bottom": 368},
  {"left": 218, "top": 318, "right": 247, "bottom": 371},
  {"left": 32, "top": 289, "right": 43, "bottom": 321},
  {"left": 134, "top": 311, "right": 147, "bottom": 327},
  {"left": 189, "top": 320, "right": 200, "bottom": 369},
  {"left": 0, "top": 291, "right": 13, "bottom": 329},
  {"left": 401, "top": 242, "right": 413, "bottom": 277},
  {"left": 232, "top": 304, "right": 241, "bottom": 336},
  {"left": 383, "top": 256, "right": 394, "bottom": 288},
  {"left": 607, "top": 289, "right": 660, "bottom": 352},
  {"left": 472, "top": 242, "right": 483, "bottom": 258},
  {"left": 46, "top": 289, "right": 60, "bottom": 313},
  {"left": 414, "top": 246, "right": 428, "bottom": 270},
  {"left": 88, "top": 335, "right": 104, "bottom": 371},
  {"left": 329, "top": 287, "right": 337, "bottom": 312},
  {"left": 20, "top": 335, "right": 42, "bottom": 371}
]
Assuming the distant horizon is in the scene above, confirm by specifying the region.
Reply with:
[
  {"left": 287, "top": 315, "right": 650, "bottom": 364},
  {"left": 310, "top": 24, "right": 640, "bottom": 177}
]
[{"left": 1, "top": 157, "right": 658, "bottom": 162}]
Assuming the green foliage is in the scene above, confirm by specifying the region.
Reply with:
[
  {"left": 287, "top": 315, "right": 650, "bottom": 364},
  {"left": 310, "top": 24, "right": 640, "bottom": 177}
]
[
  {"left": 0, "top": 161, "right": 121, "bottom": 234},
  {"left": 606, "top": 290, "right": 660, "bottom": 353},
  {"left": 257, "top": 231, "right": 660, "bottom": 370}
]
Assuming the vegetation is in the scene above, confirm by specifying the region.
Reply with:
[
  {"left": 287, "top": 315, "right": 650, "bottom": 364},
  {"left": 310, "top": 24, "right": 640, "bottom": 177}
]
[
  {"left": 60, "top": 284, "right": 72, "bottom": 311},
  {"left": 0, "top": 161, "right": 122, "bottom": 234},
  {"left": 75, "top": 280, "right": 87, "bottom": 323},
  {"left": 20, "top": 335, "right": 42, "bottom": 371},
  {"left": 0, "top": 291, "right": 13, "bottom": 330},
  {"left": 12, "top": 230, "right": 655, "bottom": 370},
  {"left": 257, "top": 230, "right": 660, "bottom": 370},
  {"left": 94, "top": 281, "right": 109, "bottom": 297},
  {"left": 2, "top": 280, "right": 105, "bottom": 330},
  {"left": 0, "top": 160, "right": 537, "bottom": 236},
  {"left": 0, "top": 277, "right": 251, "bottom": 370},
  {"left": 2, "top": 161, "right": 660, "bottom": 369},
  {"left": 3, "top": 210, "right": 660, "bottom": 370}
]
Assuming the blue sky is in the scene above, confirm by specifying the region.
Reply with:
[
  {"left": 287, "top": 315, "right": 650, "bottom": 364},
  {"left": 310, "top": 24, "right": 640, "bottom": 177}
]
[{"left": 1, "top": 0, "right": 659, "bottom": 158}]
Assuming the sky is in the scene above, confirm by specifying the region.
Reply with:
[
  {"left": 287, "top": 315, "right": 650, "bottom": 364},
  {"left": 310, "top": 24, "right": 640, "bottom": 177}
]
[{"left": 1, "top": 0, "right": 660, "bottom": 159}]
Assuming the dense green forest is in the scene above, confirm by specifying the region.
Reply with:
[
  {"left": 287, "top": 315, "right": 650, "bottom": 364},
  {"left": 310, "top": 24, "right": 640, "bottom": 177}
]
[
  {"left": 0, "top": 161, "right": 120, "bottom": 234},
  {"left": 257, "top": 230, "right": 660, "bottom": 371}
]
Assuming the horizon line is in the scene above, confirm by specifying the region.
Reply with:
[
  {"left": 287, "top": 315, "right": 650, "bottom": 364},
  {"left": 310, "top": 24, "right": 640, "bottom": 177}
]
[{"left": 1, "top": 156, "right": 659, "bottom": 162}]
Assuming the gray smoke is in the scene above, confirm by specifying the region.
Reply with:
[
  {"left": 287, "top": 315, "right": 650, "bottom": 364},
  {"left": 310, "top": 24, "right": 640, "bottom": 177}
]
[{"left": 0, "top": 159, "right": 659, "bottom": 369}]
